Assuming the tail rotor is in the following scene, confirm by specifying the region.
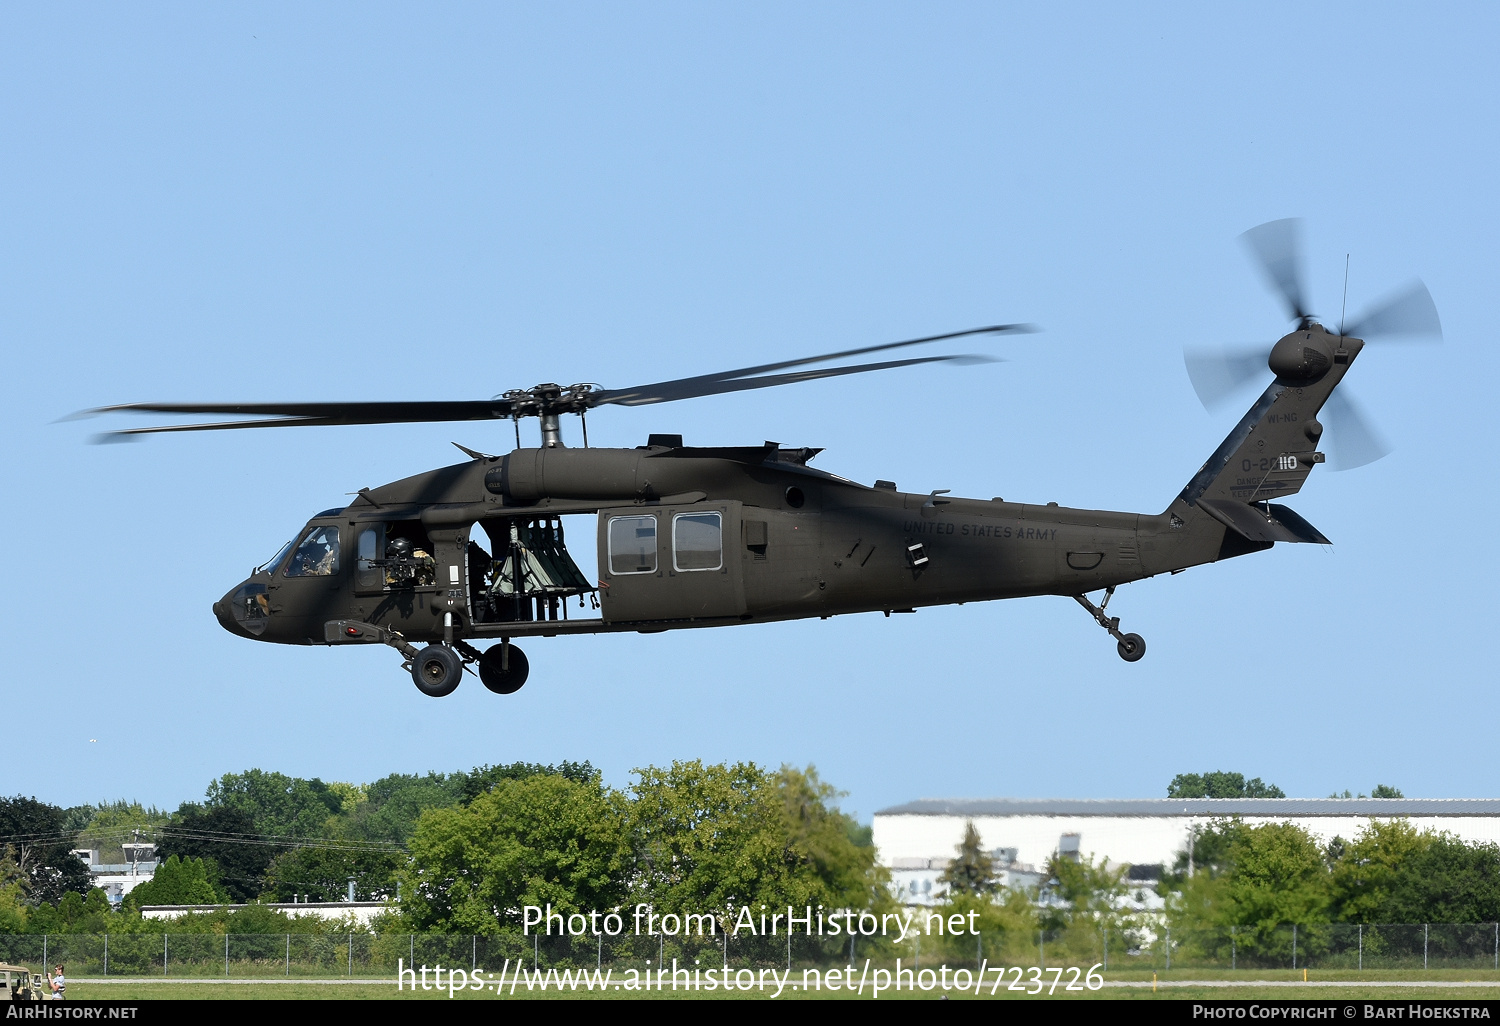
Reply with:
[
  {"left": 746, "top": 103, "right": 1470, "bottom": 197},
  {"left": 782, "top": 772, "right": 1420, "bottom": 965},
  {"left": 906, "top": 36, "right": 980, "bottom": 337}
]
[{"left": 1183, "top": 219, "right": 1441, "bottom": 470}]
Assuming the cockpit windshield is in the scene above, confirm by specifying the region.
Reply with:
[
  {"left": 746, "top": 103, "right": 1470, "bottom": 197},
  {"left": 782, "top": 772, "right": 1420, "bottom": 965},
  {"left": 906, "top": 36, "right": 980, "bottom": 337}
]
[
  {"left": 257, "top": 539, "right": 295, "bottom": 575},
  {"left": 285, "top": 525, "right": 341, "bottom": 577}
]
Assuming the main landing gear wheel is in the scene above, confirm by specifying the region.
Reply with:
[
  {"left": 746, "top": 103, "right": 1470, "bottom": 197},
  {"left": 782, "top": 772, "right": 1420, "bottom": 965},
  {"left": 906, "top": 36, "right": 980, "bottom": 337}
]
[
  {"left": 1072, "top": 586, "right": 1147, "bottom": 663},
  {"left": 411, "top": 645, "right": 463, "bottom": 697},
  {"left": 479, "top": 643, "right": 529, "bottom": 695},
  {"left": 1116, "top": 633, "right": 1146, "bottom": 662}
]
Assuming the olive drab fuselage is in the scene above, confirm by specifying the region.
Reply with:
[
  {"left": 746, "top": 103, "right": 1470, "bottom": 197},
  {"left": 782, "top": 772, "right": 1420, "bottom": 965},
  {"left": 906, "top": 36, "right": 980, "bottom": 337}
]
[{"left": 212, "top": 326, "right": 1359, "bottom": 651}]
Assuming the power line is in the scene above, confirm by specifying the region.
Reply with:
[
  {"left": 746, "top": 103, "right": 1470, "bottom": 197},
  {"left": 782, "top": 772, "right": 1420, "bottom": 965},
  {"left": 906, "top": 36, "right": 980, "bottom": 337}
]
[{"left": 0, "top": 828, "right": 407, "bottom": 855}]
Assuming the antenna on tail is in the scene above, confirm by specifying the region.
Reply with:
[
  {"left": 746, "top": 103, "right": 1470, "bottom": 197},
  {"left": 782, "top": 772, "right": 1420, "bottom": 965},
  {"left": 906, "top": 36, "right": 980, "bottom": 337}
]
[{"left": 1339, "top": 254, "right": 1350, "bottom": 337}]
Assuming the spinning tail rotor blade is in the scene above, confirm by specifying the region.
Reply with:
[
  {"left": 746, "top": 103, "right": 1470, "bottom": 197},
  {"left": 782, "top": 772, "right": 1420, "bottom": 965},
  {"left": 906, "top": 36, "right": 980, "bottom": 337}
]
[
  {"left": 1188, "top": 220, "right": 1435, "bottom": 473},
  {"left": 1241, "top": 218, "right": 1312, "bottom": 325},
  {"left": 1323, "top": 390, "right": 1391, "bottom": 470},
  {"left": 1344, "top": 280, "right": 1443, "bottom": 341},
  {"left": 1183, "top": 345, "right": 1269, "bottom": 412}
]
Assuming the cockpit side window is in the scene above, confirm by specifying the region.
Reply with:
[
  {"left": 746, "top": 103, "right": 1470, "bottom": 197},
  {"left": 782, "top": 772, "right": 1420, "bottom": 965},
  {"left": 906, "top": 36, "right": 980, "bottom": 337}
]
[
  {"left": 258, "top": 538, "right": 295, "bottom": 575},
  {"left": 285, "top": 525, "right": 341, "bottom": 577}
]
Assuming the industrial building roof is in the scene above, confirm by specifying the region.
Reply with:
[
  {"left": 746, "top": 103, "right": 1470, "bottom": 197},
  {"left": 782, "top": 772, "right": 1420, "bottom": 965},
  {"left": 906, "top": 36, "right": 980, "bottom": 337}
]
[{"left": 875, "top": 798, "right": 1500, "bottom": 817}]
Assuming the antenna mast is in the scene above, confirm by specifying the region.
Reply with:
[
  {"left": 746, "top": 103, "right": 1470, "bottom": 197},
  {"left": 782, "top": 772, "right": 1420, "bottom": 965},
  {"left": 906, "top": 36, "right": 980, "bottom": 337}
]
[{"left": 1339, "top": 254, "right": 1350, "bottom": 337}]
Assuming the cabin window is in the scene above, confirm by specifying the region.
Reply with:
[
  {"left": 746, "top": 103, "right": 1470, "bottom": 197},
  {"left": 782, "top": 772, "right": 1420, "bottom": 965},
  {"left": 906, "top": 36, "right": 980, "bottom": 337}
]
[
  {"left": 673, "top": 512, "right": 722, "bottom": 572},
  {"left": 608, "top": 515, "right": 658, "bottom": 574},
  {"left": 355, "top": 525, "right": 385, "bottom": 589},
  {"left": 285, "top": 525, "right": 341, "bottom": 577}
]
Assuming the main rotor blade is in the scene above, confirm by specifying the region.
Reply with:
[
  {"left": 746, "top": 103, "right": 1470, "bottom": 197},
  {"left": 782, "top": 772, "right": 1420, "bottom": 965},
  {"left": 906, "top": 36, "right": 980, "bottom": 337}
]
[
  {"left": 81, "top": 323, "right": 1030, "bottom": 438},
  {"left": 90, "top": 416, "right": 392, "bottom": 440},
  {"left": 594, "top": 354, "right": 995, "bottom": 407},
  {"left": 1241, "top": 218, "right": 1311, "bottom": 324},
  {"left": 1344, "top": 280, "right": 1443, "bottom": 341},
  {"left": 81, "top": 399, "right": 516, "bottom": 439},
  {"left": 1323, "top": 390, "right": 1391, "bottom": 471},
  {"left": 589, "top": 324, "right": 1035, "bottom": 407},
  {"left": 1183, "top": 345, "right": 1269, "bottom": 412}
]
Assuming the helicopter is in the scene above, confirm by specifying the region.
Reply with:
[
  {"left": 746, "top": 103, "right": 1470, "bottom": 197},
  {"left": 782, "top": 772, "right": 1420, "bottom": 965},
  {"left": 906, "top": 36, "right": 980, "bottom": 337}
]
[{"left": 84, "top": 219, "right": 1440, "bottom": 698}]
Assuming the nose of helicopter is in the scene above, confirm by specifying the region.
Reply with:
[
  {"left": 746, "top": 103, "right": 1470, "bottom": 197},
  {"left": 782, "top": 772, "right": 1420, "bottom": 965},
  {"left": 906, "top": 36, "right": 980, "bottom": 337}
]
[
  {"left": 214, "top": 579, "right": 271, "bottom": 639},
  {"left": 212, "top": 594, "right": 239, "bottom": 635}
]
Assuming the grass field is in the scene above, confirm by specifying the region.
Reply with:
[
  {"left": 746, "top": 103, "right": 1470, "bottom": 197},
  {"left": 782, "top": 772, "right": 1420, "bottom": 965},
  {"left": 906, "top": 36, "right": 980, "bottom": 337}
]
[{"left": 58, "top": 970, "right": 1500, "bottom": 1001}]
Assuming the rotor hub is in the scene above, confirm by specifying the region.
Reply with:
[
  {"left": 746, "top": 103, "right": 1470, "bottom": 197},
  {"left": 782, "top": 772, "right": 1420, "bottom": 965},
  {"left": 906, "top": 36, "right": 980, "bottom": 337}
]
[
  {"left": 497, "top": 383, "right": 599, "bottom": 419},
  {"left": 1268, "top": 326, "right": 1335, "bottom": 382}
]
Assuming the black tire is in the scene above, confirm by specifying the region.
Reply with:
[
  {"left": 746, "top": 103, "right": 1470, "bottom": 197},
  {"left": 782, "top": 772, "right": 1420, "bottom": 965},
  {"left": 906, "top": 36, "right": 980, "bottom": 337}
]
[
  {"left": 1116, "top": 633, "right": 1146, "bottom": 662},
  {"left": 479, "top": 644, "right": 530, "bottom": 695},
  {"left": 411, "top": 645, "right": 463, "bottom": 697}
]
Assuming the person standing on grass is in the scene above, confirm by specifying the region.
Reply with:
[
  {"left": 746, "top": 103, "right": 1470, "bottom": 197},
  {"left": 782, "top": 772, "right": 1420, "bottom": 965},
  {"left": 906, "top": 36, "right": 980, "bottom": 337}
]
[{"left": 47, "top": 965, "right": 64, "bottom": 1000}]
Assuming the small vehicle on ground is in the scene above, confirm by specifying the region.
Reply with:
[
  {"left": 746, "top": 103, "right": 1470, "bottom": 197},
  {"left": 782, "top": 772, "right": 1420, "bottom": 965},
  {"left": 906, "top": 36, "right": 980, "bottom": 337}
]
[{"left": 0, "top": 964, "right": 44, "bottom": 1001}]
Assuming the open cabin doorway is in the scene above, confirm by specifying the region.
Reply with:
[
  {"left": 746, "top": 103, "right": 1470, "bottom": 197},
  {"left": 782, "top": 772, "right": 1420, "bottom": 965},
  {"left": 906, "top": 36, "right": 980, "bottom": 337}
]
[{"left": 469, "top": 513, "right": 600, "bottom": 626}]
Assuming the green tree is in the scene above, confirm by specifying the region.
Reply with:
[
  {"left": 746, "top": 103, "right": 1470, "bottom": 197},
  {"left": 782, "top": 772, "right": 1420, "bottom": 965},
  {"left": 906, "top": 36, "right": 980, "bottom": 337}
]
[
  {"left": 1224, "top": 822, "right": 1329, "bottom": 927},
  {"left": 1166, "top": 819, "right": 1329, "bottom": 963},
  {"left": 331, "top": 762, "right": 598, "bottom": 844},
  {"left": 458, "top": 761, "right": 598, "bottom": 804},
  {"left": 400, "top": 772, "right": 630, "bottom": 933},
  {"left": 335, "top": 771, "right": 466, "bottom": 844},
  {"left": 0, "top": 884, "right": 25, "bottom": 934},
  {"left": 1167, "top": 772, "right": 1285, "bottom": 799},
  {"left": 124, "top": 855, "right": 225, "bottom": 908},
  {"left": 1388, "top": 834, "right": 1500, "bottom": 922},
  {"left": 204, "top": 769, "right": 345, "bottom": 837},
  {"left": 0, "top": 796, "right": 91, "bottom": 903},
  {"left": 926, "top": 888, "right": 1040, "bottom": 965},
  {"left": 325, "top": 782, "right": 368, "bottom": 815},
  {"left": 938, "top": 822, "right": 996, "bottom": 897},
  {"left": 0, "top": 848, "right": 29, "bottom": 933},
  {"left": 1330, "top": 819, "right": 1500, "bottom": 924},
  {"left": 1045, "top": 851, "right": 1127, "bottom": 915},
  {"left": 156, "top": 805, "right": 277, "bottom": 902},
  {"left": 772, "top": 766, "right": 885, "bottom": 912},
  {"left": 1327, "top": 818, "right": 1426, "bottom": 923},
  {"left": 262, "top": 844, "right": 404, "bottom": 903},
  {"left": 28, "top": 888, "right": 118, "bottom": 933},
  {"left": 629, "top": 761, "right": 886, "bottom": 924}
]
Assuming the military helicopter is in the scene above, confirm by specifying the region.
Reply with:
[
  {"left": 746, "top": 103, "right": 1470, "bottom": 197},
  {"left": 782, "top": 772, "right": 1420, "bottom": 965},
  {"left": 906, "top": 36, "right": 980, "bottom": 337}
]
[{"left": 84, "top": 220, "right": 1440, "bottom": 698}]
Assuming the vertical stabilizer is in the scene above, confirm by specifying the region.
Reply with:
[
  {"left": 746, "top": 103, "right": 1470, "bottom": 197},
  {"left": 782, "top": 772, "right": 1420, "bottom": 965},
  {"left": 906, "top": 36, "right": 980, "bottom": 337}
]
[{"left": 1153, "top": 325, "right": 1357, "bottom": 569}]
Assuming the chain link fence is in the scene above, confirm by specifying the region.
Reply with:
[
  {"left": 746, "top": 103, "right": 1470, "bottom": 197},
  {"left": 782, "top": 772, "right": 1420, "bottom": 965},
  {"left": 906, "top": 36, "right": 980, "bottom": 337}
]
[
  {"left": 1, "top": 923, "right": 1495, "bottom": 978},
  {"left": 0, "top": 931, "right": 880, "bottom": 979},
  {"left": 1162, "top": 921, "right": 1500, "bottom": 971}
]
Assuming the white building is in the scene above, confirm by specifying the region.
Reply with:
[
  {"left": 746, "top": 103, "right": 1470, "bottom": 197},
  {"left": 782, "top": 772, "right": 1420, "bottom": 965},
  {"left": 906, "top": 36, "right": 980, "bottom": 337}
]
[
  {"left": 874, "top": 798, "right": 1500, "bottom": 903},
  {"left": 71, "top": 844, "right": 159, "bottom": 905},
  {"left": 888, "top": 850, "right": 1047, "bottom": 907}
]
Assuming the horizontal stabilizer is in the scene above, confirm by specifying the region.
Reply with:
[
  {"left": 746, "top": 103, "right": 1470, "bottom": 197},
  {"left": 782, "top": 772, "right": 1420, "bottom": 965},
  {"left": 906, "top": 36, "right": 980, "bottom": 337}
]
[{"left": 1198, "top": 500, "right": 1331, "bottom": 545}]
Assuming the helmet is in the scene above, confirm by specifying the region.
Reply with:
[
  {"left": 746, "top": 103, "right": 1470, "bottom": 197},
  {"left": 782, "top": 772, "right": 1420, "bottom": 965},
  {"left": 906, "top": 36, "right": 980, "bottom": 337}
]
[{"left": 386, "top": 537, "right": 414, "bottom": 559}]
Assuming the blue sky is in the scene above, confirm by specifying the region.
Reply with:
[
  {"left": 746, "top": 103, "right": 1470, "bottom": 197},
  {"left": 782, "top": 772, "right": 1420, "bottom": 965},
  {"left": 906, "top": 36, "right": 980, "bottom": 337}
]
[{"left": 4, "top": 3, "right": 1496, "bottom": 821}]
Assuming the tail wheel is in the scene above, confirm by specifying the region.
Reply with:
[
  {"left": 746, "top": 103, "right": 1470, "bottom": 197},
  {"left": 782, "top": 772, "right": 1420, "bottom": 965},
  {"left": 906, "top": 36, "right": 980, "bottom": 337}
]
[
  {"left": 1116, "top": 633, "right": 1146, "bottom": 662},
  {"left": 411, "top": 645, "right": 463, "bottom": 697},
  {"left": 479, "top": 644, "right": 530, "bottom": 695}
]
